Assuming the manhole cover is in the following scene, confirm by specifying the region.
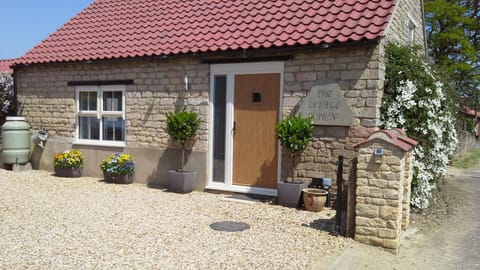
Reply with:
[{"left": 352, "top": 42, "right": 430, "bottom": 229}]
[{"left": 210, "top": 221, "right": 250, "bottom": 232}]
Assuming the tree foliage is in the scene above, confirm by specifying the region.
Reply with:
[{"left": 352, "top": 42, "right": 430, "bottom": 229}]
[
  {"left": 166, "top": 107, "right": 201, "bottom": 171},
  {"left": 425, "top": 0, "right": 480, "bottom": 107},
  {"left": 275, "top": 114, "right": 313, "bottom": 180},
  {"left": 0, "top": 72, "right": 15, "bottom": 118}
]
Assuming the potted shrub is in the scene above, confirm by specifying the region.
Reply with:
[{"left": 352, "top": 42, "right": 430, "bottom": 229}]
[
  {"left": 275, "top": 114, "right": 314, "bottom": 207},
  {"left": 166, "top": 107, "right": 201, "bottom": 193},
  {"left": 53, "top": 149, "right": 84, "bottom": 177},
  {"left": 100, "top": 152, "right": 135, "bottom": 184}
]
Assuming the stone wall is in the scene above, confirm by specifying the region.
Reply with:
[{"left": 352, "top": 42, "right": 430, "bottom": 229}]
[
  {"left": 384, "top": 0, "right": 426, "bottom": 52},
  {"left": 454, "top": 131, "right": 477, "bottom": 159},
  {"left": 353, "top": 129, "right": 417, "bottom": 253},
  {"left": 16, "top": 57, "right": 210, "bottom": 152},
  {"left": 15, "top": 57, "right": 210, "bottom": 187},
  {"left": 402, "top": 150, "right": 414, "bottom": 229},
  {"left": 15, "top": 43, "right": 385, "bottom": 190},
  {"left": 282, "top": 44, "right": 383, "bottom": 185}
]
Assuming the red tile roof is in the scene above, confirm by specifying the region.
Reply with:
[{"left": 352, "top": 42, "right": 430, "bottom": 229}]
[
  {"left": 463, "top": 107, "right": 480, "bottom": 118},
  {"left": 0, "top": 59, "right": 15, "bottom": 74},
  {"left": 353, "top": 129, "right": 418, "bottom": 152},
  {"left": 15, "top": 0, "right": 397, "bottom": 65}
]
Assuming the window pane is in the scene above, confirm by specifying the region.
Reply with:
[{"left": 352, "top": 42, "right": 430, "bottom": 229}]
[
  {"left": 213, "top": 75, "right": 227, "bottom": 183},
  {"left": 103, "top": 117, "right": 124, "bottom": 141},
  {"left": 103, "top": 91, "right": 122, "bottom": 111},
  {"left": 79, "top": 117, "right": 100, "bottom": 140},
  {"left": 79, "top": 92, "right": 97, "bottom": 111}
]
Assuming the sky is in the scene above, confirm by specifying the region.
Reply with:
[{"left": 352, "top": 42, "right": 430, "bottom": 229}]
[{"left": 0, "top": 0, "right": 95, "bottom": 59}]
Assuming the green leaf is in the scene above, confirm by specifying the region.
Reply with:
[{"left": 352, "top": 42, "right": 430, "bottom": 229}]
[{"left": 166, "top": 107, "right": 201, "bottom": 146}]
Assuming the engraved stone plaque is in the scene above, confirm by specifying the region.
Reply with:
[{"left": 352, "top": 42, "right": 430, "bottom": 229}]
[{"left": 296, "top": 80, "right": 353, "bottom": 126}]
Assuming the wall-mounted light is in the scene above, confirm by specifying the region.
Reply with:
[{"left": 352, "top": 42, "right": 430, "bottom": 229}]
[
  {"left": 374, "top": 148, "right": 383, "bottom": 157},
  {"left": 184, "top": 74, "right": 189, "bottom": 90},
  {"left": 374, "top": 148, "right": 383, "bottom": 164}
]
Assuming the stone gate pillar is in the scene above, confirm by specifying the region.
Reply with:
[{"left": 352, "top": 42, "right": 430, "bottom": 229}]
[{"left": 353, "top": 129, "right": 417, "bottom": 253}]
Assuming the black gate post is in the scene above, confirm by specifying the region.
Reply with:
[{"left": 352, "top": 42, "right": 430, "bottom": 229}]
[{"left": 335, "top": 155, "right": 344, "bottom": 234}]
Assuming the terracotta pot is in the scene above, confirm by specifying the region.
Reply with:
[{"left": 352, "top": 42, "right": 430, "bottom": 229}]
[
  {"left": 54, "top": 167, "right": 83, "bottom": 178},
  {"left": 168, "top": 170, "right": 197, "bottom": 193},
  {"left": 302, "top": 188, "right": 328, "bottom": 212},
  {"left": 103, "top": 171, "right": 133, "bottom": 184},
  {"left": 277, "top": 181, "right": 309, "bottom": 208}
]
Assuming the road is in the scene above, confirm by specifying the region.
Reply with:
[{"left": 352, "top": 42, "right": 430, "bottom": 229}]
[{"left": 418, "top": 166, "right": 480, "bottom": 270}]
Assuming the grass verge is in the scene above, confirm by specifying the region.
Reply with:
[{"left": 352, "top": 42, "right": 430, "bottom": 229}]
[{"left": 452, "top": 148, "right": 480, "bottom": 169}]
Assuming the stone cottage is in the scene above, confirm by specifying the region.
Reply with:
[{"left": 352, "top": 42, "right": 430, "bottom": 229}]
[{"left": 11, "top": 0, "right": 426, "bottom": 196}]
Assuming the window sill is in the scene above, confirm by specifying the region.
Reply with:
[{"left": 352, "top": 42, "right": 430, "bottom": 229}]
[{"left": 73, "top": 140, "right": 126, "bottom": 148}]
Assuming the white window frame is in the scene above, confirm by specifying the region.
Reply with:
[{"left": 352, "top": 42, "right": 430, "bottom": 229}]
[{"left": 75, "top": 85, "right": 126, "bottom": 147}]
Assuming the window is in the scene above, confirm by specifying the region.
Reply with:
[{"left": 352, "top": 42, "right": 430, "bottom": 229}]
[
  {"left": 408, "top": 21, "right": 415, "bottom": 47},
  {"left": 76, "top": 85, "right": 126, "bottom": 146},
  {"left": 212, "top": 75, "right": 227, "bottom": 183},
  {"left": 407, "top": 15, "right": 417, "bottom": 47}
]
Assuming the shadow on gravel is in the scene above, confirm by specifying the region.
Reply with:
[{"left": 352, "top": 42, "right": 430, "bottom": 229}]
[{"left": 301, "top": 216, "right": 339, "bottom": 235}]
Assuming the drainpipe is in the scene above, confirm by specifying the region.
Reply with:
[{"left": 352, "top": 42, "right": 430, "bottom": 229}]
[
  {"left": 420, "top": 0, "right": 428, "bottom": 60},
  {"left": 12, "top": 67, "right": 18, "bottom": 116}
]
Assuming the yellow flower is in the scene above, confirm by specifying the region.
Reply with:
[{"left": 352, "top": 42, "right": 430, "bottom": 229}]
[{"left": 53, "top": 149, "right": 84, "bottom": 169}]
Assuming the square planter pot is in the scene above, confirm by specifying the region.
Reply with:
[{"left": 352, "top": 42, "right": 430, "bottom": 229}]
[
  {"left": 277, "top": 181, "right": 309, "bottom": 208},
  {"left": 103, "top": 171, "right": 133, "bottom": 184},
  {"left": 54, "top": 167, "right": 83, "bottom": 178},
  {"left": 168, "top": 170, "right": 197, "bottom": 193}
]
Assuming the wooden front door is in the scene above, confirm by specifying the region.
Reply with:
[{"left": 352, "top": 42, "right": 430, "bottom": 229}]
[{"left": 232, "top": 73, "right": 280, "bottom": 188}]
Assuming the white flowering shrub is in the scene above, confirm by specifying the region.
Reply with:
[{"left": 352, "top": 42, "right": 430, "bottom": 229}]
[
  {"left": 382, "top": 44, "right": 458, "bottom": 209},
  {"left": 0, "top": 72, "right": 15, "bottom": 117}
]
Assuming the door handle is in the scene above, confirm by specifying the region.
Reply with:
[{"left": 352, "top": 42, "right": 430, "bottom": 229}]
[{"left": 233, "top": 121, "right": 237, "bottom": 135}]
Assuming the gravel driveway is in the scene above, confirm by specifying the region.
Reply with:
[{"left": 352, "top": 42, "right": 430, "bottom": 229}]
[{"left": 0, "top": 169, "right": 350, "bottom": 269}]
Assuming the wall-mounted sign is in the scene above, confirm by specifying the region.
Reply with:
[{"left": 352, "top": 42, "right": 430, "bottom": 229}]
[{"left": 296, "top": 80, "right": 353, "bottom": 126}]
